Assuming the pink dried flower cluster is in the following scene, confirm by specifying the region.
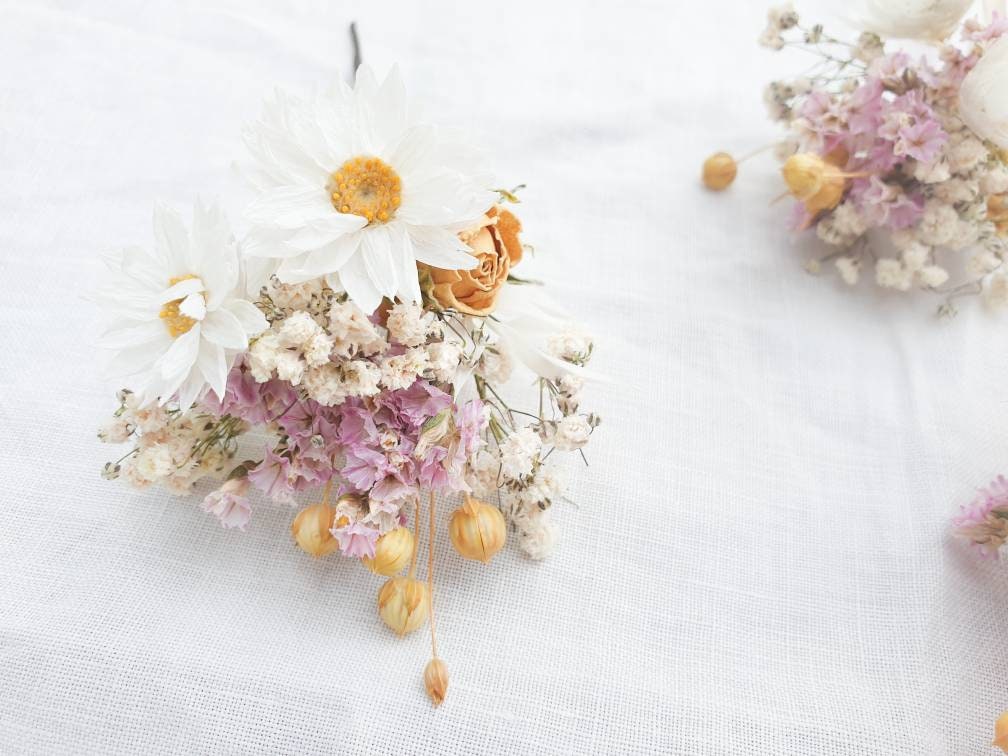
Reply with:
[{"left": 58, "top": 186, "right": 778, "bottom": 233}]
[
  {"left": 759, "top": 7, "right": 1008, "bottom": 314},
  {"left": 954, "top": 475, "right": 1008, "bottom": 558}
]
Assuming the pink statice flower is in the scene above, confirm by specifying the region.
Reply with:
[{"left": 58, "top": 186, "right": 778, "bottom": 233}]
[
  {"left": 894, "top": 119, "right": 947, "bottom": 163},
  {"left": 201, "top": 477, "right": 252, "bottom": 530},
  {"left": 851, "top": 177, "right": 925, "bottom": 230},
  {"left": 332, "top": 520, "right": 379, "bottom": 559},
  {"left": 954, "top": 475, "right": 1008, "bottom": 559},
  {"left": 247, "top": 446, "right": 298, "bottom": 505}
]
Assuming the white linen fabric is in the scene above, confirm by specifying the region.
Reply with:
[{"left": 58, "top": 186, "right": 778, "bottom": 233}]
[{"left": 2, "top": 1, "right": 1008, "bottom": 753}]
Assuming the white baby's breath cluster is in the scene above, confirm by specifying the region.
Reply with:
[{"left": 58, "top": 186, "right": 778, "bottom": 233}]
[
  {"left": 99, "top": 390, "right": 244, "bottom": 494},
  {"left": 753, "top": 3, "right": 1008, "bottom": 315},
  {"left": 463, "top": 326, "right": 600, "bottom": 559}
]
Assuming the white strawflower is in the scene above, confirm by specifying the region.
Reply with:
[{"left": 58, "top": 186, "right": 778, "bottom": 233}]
[
  {"left": 93, "top": 201, "right": 267, "bottom": 409},
  {"left": 499, "top": 427, "right": 540, "bottom": 480},
  {"left": 961, "top": 37, "right": 1008, "bottom": 151},
  {"left": 857, "top": 0, "right": 972, "bottom": 41},
  {"left": 386, "top": 302, "right": 431, "bottom": 347},
  {"left": 835, "top": 256, "right": 861, "bottom": 285},
  {"left": 553, "top": 415, "right": 592, "bottom": 451},
  {"left": 243, "top": 66, "right": 494, "bottom": 314}
]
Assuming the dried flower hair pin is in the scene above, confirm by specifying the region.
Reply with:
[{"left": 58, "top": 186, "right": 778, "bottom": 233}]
[
  {"left": 94, "top": 25, "right": 599, "bottom": 706},
  {"left": 703, "top": 1, "right": 1008, "bottom": 316}
]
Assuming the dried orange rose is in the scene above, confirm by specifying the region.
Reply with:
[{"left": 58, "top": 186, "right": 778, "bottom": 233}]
[{"left": 419, "top": 207, "right": 522, "bottom": 316}]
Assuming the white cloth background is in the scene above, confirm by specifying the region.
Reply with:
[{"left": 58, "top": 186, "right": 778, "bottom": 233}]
[{"left": 2, "top": 0, "right": 1008, "bottom": 753}]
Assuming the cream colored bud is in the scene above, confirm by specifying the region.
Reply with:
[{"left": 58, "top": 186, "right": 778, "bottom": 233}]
[
  {"left": 702, "top": 152, "right": 738, "bottom": 191},
  {"left": 362, "top": 527, "right": 415, "bottom": 576},
  {"left": 291, "top": 502, "right": 339, "bottom": 557},
  {"left": 782, "top": 153, "right": 846, "bottom": 213},
  {"left": 377, "top": 576, "right": 429, "bottom": 636},
  {"left": 448, "top": 496, "right": 506, "bottom": 563},
  {"left": 782, "top": 153, "right": 827, "bottom": 199},
  {"left": 424, "top": 658, "right": 448, "bottom": 707}
]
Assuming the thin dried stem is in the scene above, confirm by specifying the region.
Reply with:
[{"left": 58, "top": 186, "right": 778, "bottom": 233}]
[
  {"left": 428, "top": 490, "right": 439, "bottom": 659},
  {"left": 408, "top": 498, "right": 422, "bottom": 579}
]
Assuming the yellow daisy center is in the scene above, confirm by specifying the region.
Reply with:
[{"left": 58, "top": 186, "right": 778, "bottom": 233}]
[
  {"left": 159, "top": 274, "right": 198, "bottom": 338},
  {"left": 328, "top": 156, "right": 402, "bottom": 224}
]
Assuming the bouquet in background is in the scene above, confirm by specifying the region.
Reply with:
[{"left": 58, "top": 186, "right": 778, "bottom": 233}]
[
  {"left": 94, "top": 65, "right": 599, "bottom": 705},
  {"left": 704, "top": 1, "right": 1008, "bottom": 315}
]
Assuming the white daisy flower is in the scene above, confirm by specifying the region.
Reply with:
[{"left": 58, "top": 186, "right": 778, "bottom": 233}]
[
  {"left": 94, "top": 201, "right": 268, "bottom": 409},
  {"left": 242, "top": 65, "right": 494, "bottom": 314}
]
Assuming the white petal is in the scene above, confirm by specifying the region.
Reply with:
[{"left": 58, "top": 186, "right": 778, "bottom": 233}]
[
  {"left": 408, "top": 226, "right": 478, "bottom": 270},
  {"left": 158, "top": 277, "right": 205, "bottom": 304},
  {"left": 242, "top": 228, "right": 305, "bottom": 259},
  {"left": 104, "top": 336, "right": 171, "bottom": 378},
  {"left": 98, "top": 320, "right": 166, "bottom": 350},
  {"left": 389, "top": 223, "right": 421, "bottom": 303},
  {"left": 223, "top": 299, "right": 268, "bottom": 337},
  {"left": 338, "top": 250, "right": 383, "bottom": 314},
  {"left": 246, "top": 186, "right": 334, "bottom": 229},
  {"left": 153, "top": 202, "right": 191, "bottom": 274},
  {"left": 157, "top": 326, "right": 201, "bottom": 381},
  {"left": 196, "top": 340, "right": 228, "bottom": 400},
  {"left": 178, "top": 292, "right": 207, "bottom": 321},
  {"left": 176, "top": 373, "right": 207, "bottom": 412},
  {"left": 358, "top": 225, "right": 398, "bottom": 300},
  {"left": 202, "top": 308, "right": 248, "bottom": 350},
  {"left": 285, "top": 214, "right": 367, "bottom": 252},
  {"left": 277, "top": 232, "right": 361, "bottom": 283}
]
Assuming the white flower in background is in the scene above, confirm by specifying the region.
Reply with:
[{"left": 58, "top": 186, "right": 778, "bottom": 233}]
[
  {"left": 94, "top": 202, "right": 267, "bottom": 409},
  {"left": 242, "top": 65, "right": 495, "bottom": 314},
  {"left": 857, "top": 0, "right": 972, "bottom": 41},
  {"left": 961, "top": 37, "right": 1008, "bottom": 151}
]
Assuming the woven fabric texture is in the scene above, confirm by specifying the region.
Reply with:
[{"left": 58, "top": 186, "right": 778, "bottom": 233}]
[{"left": 2, "top": 0, "right": 1007, "bottom": 753}]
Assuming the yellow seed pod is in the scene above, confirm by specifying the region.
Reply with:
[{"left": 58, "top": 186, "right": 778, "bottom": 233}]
[
  {"left": 291, "top": 502, "right": 339, "bottom": 558},
  {"left": 781, "top": 153, "right": 828, "bottom": 200},
  {"left": 377, "top": 576, "right": 429, "bottom": 636},
  {"left": 701, "top": 152, "right": 738, "bottom": 191},
  {"left": 424, "top": 658, "right": 449, "bottom": 707},
  {"left": 362, "top": 527, "right": 415, "bottom": 576},
  {"left": 448, "top": 496, "right": 506, "bottom": 563},
  {"left": 995, "top": 711, "right": 1008, "bottom": 754}
]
